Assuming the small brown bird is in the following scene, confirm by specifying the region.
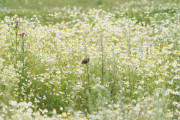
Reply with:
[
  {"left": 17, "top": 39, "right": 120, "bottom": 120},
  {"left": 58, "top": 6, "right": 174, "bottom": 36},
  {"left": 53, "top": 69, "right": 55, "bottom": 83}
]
[{"left": 81, "top": 58, "right": 90, "bottom": 64}]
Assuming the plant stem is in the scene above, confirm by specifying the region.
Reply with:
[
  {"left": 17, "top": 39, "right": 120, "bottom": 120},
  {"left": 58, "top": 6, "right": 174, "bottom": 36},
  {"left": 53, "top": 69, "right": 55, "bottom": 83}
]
[
  {"left": 86, "top": 64, "right": 90, "bottom": 92},
  {"left": 21, "top": 36, "right": 25, "bottom": 76},
  {"left": 15, "top": 29, "right": 18, "bottom": 64},
  {"left": 127, "top": 19, "right": 132, "bottom": 96},
  {"left": 111, "top": 42, "right": 117, "bottom": 101},
  {"left": 100, "top": 26, "right": 104, "bottom": 85}
]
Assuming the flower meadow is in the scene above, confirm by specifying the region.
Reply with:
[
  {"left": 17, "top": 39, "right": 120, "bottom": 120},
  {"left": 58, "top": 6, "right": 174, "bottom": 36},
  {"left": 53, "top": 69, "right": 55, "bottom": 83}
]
[{"left": 0, "top": 2, "right": 180, "bottom": 120}]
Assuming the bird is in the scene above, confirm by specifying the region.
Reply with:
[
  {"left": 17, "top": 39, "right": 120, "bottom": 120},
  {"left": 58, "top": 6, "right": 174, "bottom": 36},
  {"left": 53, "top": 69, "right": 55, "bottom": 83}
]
[{"left": 81, "top": 58, "right": 90, "bottom": 64}]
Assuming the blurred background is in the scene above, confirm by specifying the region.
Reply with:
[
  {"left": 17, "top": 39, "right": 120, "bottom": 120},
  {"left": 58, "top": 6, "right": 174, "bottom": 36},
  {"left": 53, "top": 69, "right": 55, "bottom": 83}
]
[{"left": 0, "top": 0, "right": 179, "bottom": 25}]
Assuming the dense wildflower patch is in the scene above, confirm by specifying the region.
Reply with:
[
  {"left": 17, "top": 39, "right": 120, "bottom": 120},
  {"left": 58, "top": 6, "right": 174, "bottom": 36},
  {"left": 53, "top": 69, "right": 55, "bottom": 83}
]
[{"left": 0, "top": 5, "right": 179, "bottom": 120}]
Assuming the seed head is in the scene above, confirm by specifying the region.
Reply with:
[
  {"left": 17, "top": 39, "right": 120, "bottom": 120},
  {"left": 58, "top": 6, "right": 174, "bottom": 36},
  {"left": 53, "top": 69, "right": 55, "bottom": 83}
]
[{"left": 81, "top": 58, "right": 90, "bottom": 64}]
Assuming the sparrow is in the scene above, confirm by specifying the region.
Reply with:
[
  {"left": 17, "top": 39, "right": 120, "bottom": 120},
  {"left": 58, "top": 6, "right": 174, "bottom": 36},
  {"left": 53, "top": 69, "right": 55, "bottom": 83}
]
[{"left": 81, "top": 58, "right": 90, "bottom": 64}]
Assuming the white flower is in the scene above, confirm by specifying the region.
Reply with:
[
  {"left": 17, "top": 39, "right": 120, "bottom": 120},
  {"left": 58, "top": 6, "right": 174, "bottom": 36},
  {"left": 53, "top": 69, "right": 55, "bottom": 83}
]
[{"left": 9, "top": 101, "right": 17, "bottom": 106}]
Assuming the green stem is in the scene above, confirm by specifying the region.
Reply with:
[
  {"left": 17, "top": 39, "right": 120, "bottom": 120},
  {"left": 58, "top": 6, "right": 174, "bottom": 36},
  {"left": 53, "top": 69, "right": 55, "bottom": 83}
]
[
  {"left": 21, "top": 36, "right": 25, "bottom": 76},
  {"left": 15, "top": 29, "right": 18, "bottom": 64},
  {"left": 86, "top": 64, "right": 90, "bottom": 92},
  {"left": 127, "top": 19, "right": 132, "bottom": 96},
  {"left": 100, "top": 27, "right": 104, "bottom": 85}
]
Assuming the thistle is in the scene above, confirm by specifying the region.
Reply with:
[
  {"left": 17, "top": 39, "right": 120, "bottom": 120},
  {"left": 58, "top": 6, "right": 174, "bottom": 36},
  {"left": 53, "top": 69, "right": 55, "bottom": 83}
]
[
  {"left": 14, "top": 20, "right": 19, "bottom": 64},
  {"left": 20, "top": 32, "right": 26, "bottom": 76},
  {"left": 81, "top": 58, "right": 90, "bottom": 64}
]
